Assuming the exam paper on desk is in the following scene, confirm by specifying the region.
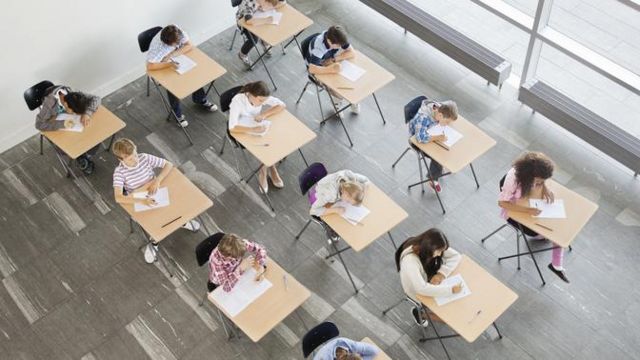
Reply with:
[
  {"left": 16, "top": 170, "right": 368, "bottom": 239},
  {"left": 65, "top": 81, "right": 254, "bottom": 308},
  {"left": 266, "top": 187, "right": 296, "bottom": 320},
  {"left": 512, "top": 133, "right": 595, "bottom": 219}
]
[
  {"left": 530, "top": 199, "right": 566, "bottom": 219},
  {"left": 133, "top": 187, "right": 170, "bottom": 212},
  {"left": 427, "top": 124, "right": 464, "bottom": 149},
  {"left": 339, "top": 60, "right": 366, "bottom": 82},
  {"left": 171, "top": 54, "right": 197, "bottom": 75},
  {"left": 238, "top": 116, "right": 272, "bottom": 136},
  {"left": 252, "top": 10, "right": 283, "bottom": 25},
  {"left": 56, "top": 113, "right": 84, "bottom": 132},
  {"left": 332, "top": 200, "right": 370, "bottom": 225},
  {"left": 434, "top": 274, "right": 471, "bottom": 306},
  {"left": 209, "top": 267, "right": 273, "bottom": 317}
]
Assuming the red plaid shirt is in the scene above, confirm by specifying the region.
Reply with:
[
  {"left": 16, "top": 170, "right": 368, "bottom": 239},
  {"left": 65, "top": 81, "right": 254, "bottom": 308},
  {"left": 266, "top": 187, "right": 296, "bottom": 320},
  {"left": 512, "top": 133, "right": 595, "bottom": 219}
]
[{"left": 208, "top": 240, "right": 267, "bottom": 292}]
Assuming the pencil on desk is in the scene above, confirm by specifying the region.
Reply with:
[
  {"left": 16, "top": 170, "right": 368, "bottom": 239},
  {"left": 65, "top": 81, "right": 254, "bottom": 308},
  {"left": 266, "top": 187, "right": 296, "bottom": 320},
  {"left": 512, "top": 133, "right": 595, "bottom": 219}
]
[
  {"left": 434, "top": 141, "right": 449, "bottom": 151},
  {"left": 535, "top": 223, "right": 553, "bottom": 231},
  {"left": 337, "top": 86, "right": 354, "bottom": 90},
  {"left": 161, "top": 216, "right": 182, "bottom": 228}
]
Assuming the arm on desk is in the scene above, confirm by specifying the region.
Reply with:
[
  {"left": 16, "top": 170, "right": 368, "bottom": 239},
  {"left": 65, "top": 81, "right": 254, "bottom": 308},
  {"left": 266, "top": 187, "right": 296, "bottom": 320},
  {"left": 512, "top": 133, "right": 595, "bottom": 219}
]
[
  {"left": 498, "top": 200, "right": 540, "bottom": 216},
  {"left": 437, "top": 248, "right": 461, "bottom": 278},
  {"left": 404, "top": 258, "right": 454, "bottom": 297},
  {"left": 166, "top": 41, "right": 193, "bottom": 59},
  {"left": 35, "top": 96, "right": 66, "bottom": 131},
  {"left": 146, "top": 61, "right": 174, "bottom": 71},
  {"left": 113, "top": 186, "right": 155, "bottom": 206},
  {"left": 308, "top": 62, "right": 341, "bottom": 75},
  {"left": 334, "top": 47, "right": 355, "bottom": 62}
]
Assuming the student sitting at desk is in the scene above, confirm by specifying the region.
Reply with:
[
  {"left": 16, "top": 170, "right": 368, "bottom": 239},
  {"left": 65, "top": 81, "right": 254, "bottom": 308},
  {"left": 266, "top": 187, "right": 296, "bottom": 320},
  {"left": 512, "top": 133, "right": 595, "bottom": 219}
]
[
  {"left": 313, "top": 337, "right": 379, "bottom": 360},
  {"left": 228, "top": 81, "right": 286, "bottom": 193},
  {"left": 407, "top": 99, "right": 459, "bottom": 193},
  {"left": 236, "top": 0, "right": 286, "bottom": 67},
  {"left": 304, "top": 26, "right": 360, "bottom": 115},
  {"left": 35, "top": 84, "right": 101, "bottom": 175},
  {"left": 146, "top": 24, "right": 218, "bottom": 128},
  {"left": 498, "top": 151, "right": 569, "bottom": 283},
  {"left": 309, "top": 170, "right": 369, "bottom": 217},
  {"left": 111, "top": 138, "right": 201, "bottom": 263},
  {"left": 395, "top": 228, "right": 462, "bottom": 327},
  {"left": 209, "top": 233, "right": 267, "bottom": 292}
]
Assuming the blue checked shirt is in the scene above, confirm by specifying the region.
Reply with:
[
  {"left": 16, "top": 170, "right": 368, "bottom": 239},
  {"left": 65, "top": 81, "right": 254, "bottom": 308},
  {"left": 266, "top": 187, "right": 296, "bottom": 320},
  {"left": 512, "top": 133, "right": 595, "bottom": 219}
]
[{"left": 408, "top": 101, "right": 438, "bottom": 143}]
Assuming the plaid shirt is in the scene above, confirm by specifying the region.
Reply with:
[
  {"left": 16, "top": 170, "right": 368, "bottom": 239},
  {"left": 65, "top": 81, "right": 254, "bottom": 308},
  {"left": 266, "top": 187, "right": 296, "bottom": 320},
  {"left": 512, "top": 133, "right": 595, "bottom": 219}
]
[
  {"left": 408, "top": 101, "right": 439, "bottom": 143},
  {"left": 208, "top": 240, "right": 267, "bottom": 292}
]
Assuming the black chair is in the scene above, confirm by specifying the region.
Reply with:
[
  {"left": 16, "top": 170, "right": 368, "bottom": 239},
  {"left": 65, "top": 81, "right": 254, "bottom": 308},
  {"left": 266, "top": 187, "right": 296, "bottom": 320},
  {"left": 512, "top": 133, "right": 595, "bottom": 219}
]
[
  {"left": 294, "top": 162, "right": 328, "bottom": 240},
  {"left": 228, "top": 0, "right": 243, "bottom": 51},
  {"left": 195, "top": 232, "right": 225, "bottom": 306},
  {"left": 24, "top": 80, "right": 55, "bottom": 155},
  {"left": 391, "top": 95, "right": 427, "bottom": 168},
  {"left": 137, "top": 26, "right": 163, "bottom": 96},
  {"left": 302, "top": 322, "right": 339, "bottom": 358}
]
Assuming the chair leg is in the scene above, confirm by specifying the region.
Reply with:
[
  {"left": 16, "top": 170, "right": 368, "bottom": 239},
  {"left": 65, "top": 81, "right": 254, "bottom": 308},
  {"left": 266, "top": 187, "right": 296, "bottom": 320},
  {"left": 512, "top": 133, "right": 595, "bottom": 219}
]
[
  {"left": 199, "top": 292, "right": 208, "bottom": 307},
  {"left": 296, "top": 81, "right": 311, "bottom": 104},
  {"left": 391, "top": 148, "right": 410, "bottom": 168},
  {"left": 315, "top": 83, "right": 324, "bottom": 121},
  {"left": 219, "top": 133, "right": 228, "bottom": 155},
  {"left": 295, "top": 219, "right": 312, "bottom": 240},
  {"left": 39, "top": 135, "right": 44, "bottom": 155},
  {"left": 229, "top": 28, "right": 239, "bottom": 51},
  {"left": 382, "top": 297, "right": 407, "bottom": 315},
  {"left": 387, "top": 232, "right": 397, "bottom": 249},
  {"left": 481, "top": 223, "right": 509, "bottom": 243},
  {"left": 146, "top": 76, "right": 150, "bottom": 97}
]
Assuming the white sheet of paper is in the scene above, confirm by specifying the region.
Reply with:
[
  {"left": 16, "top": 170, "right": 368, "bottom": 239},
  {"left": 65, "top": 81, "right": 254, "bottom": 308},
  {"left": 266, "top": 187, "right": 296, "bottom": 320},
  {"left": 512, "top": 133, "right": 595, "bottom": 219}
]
[
  {"left": 171, "top": 54, "right": 197, "bottom": 75},
  {"left": 339, "top": 60, "right": 366, "bottom": 82},
  {"left": 132, "top": 187, "right": 170, "bottom": 212},
  {"left": 427, "top": 124, "right": 463, "bottom": 149},
  {"left": 56, "top": 113, "right": 84, "bottom": 132},
  {"left": 252, "top": 10, "right": 283, "bottom": 25},
  {"left": 435, "top": 274, "right": 471, "bottom": 306},
  {"left": 530, "top": 199, "right": 566, "bottom": 219},
  {"left": 209, "top": 267, "right": 272, "bottom": 317},
  {"left": 333, "top": 200, "right": 370, "bottom": 225},
  {"left": 238, "top": 116, "right": 271, "bottom": 136}
]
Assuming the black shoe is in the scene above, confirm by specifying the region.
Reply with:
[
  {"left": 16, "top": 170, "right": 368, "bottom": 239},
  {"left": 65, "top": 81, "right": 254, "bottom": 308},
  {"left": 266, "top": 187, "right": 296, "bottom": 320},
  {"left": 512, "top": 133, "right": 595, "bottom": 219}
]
[
  {"left": 411, "top": 307, "right": 429, "bottom": 327},
  {"left": 81, "top": 160, "right": 95, "bottom": 175},
  {"left": 548, "top": 263, "right": 570, "bottom": 283}
]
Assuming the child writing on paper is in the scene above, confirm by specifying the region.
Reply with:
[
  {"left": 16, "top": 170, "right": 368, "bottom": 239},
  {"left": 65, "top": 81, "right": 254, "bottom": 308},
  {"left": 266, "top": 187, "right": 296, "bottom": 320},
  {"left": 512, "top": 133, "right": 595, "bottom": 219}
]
[
  {"left": 395, "top": 228, "right": 462, "bottom": 328},
  {"left": 407, "top": 99, "right": 459, "bottom": 193},
  {"left": 209, "top": 233, "right": 267, "bottom": 292},
  {"left": 228, "top": 81, "right": 286, "bottom": 193},
  {"left": 304, "top": 26, "right": 360, "bottom": 115},
  {"left": 309, "top": 170, "right": 370, "bottom": 217},
  {"left": 35, "top": 84, "right": 101, "bottom": 175},
  {"left": 236, "top": 0, "right": 286, "bottom": 67},
  {"left": 111, "top": 138, "right": 201, "bottom": 264},
  {"left": 498, "top": 152, "right": 568, "bottom": 283},
  {"left": 313, "top": 337, "right": 380, "bottom": 360}
]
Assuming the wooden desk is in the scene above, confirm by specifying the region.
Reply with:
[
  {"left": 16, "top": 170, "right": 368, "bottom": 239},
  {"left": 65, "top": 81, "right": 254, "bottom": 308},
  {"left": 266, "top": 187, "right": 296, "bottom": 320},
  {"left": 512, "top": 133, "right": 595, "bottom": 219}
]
[
  {"left": 417, "top": 256, "right": 518, "bottom": 343},
  {"left": 361, "top": 338, "right": 390, "bottom": 360},
  {"left": 410, "top": 117, "right": 496, "bottom": 174},
  {"left": 121, "top": 168, "right": 213, "bottom": 242},
  {"left": 239, "top": 4, "right": 313, "bottom": 48},
  {"left": 41, "top": 105, "right": 125, "bottom": 159},
  {"left": 208, "top": 259, "right": 310, "bottom": 342},
  {"left": 321, "top": 183, "right": 408, "bottom": 252},
  {"left": 147, "top": 48, "right": 227, "bottom": 100},
  {"left": 314, "top": 50, "right": 395, "bottom": 105},
  {"left": 508, "top": 180, "right": 598, "bottom": 248},
  {"left": 232, "top": 110, "right": 316, "bottom": 167}
]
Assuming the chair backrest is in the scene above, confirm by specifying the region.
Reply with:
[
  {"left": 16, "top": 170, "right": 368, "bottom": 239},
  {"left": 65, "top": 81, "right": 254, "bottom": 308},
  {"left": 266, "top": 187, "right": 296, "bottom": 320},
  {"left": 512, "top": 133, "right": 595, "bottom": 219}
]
[
  {"left": 231, "top": 0, "right": 242, "bottom": 7},
  {"left": 298, "top": 162, "right": 328, "bottom": 195},
  {"left": 499, "top": 174, "right": 506, "bottom": 191},
  {"left": 24, "top": 80, "right": 54, "bottom": 110},
  {"left": 138, "top": 26, "right": 163, "bottom": 53},
  {"left": 195, "top": 232, "right": 225, "bottom": 266},
  {"left": 300, "top": 33, "right": 320, "bottom": 62},
  {"left": 220, "top": 85, "right": 244, "bottom": 113},
  {"left": 404, "top": 95, "right": 428, "bottom": 124},
  {"left": 302, "top": 322, "right": 340, "bottom": 358}
]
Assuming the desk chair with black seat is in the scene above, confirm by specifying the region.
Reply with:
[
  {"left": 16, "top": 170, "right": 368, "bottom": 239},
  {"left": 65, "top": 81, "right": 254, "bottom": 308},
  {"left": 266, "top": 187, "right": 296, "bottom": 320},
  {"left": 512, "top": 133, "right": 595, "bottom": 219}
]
[
  {"left": 24, "top": 80, "right": 54, "bottom": 156},
  {"left": 137, "top": 26, "right": 163, "bottom": 97},
  {"left": 302, "top": 321, "right": 340, "bottom": 358}
]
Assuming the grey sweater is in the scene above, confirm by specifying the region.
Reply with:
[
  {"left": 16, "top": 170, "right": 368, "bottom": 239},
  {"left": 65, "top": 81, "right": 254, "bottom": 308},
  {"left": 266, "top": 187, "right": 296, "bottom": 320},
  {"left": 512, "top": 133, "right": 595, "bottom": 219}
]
[{"left": 35, "top": 85, "right": 101, "bottom": 131}]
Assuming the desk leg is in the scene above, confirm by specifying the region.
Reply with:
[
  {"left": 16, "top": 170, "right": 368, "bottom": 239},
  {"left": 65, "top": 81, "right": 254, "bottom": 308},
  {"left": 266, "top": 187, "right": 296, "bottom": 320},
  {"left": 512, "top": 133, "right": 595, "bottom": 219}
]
[
  {"left": 330, "top": 239, "right": 358, "bottom": 294},
  {"left": 492, "top": 322, "right": 503, "bottom": 339},
  {"left": 240, "top": 151, "right": 275, "bottom": 212},
  {"left": 216, "top": 308, "right": 236, "bottom": 340},
  {"left": 322, "top": 91, "right": 354, "bottom": 147},
  {"left": 282, "top": 31, "right": 304, "bottom": 53},
  {"left": 39, "top": 135, "right": 44, "bottom": 155},
  {"left": 197, "top": 215, "right": 212, "bottom": 237},
  {"left": 408, "top": 153, "right": 446, "bottom": 214},
  {"left": 298, "top": 149, "right": 309, "bottom": 167},
  {"left": 520, "top": 227, "right": 546, "bottom": 285},
  {"left": 422, "top": 309, "right": 452, "bottom": 360},
  {"left": 106, "top": 134, "right": 116, "bottom": 153},
  {"left": 204, "top": 80, "right": 221, "bottom": 98},
  {"left": 47, "top": 138, "right": 77, "bottom": 180},
  {"left": 151, "top": 79, "right": 194, "bottom": 146},
  {"left": 371, "top": 93, "right": 386, "bottom": 125},
  {"left": 294, "top": 309, "right": 308, "bottom": 330},
  {"left": 387, "top": 232, "right": 397, "bottom": 249},
  {"left": 132, "top": 220, "right": 174, "bottom": 277},
  {"left": 469, "top": 163, "right": 480, "bottom": 189},
  {"left": 247, "top": 34, "right": 277, "bottom": 90}
]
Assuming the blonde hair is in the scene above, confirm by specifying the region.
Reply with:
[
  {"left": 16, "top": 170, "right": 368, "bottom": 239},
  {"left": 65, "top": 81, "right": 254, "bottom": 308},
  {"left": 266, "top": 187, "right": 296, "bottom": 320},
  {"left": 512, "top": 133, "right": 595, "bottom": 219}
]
[
  {"left": 437, "top": 100, "right": 459, "bottom": 120},
  {"left": 112, "top": 138, "right": 136, "bottom": 159},
  {"left": 218, "top": 234, "right": 246, "bottom": 259},
  {"left": 264, "top": 0, "right": 280, "bottom": 5},
  {"left": 340, "top": 181, "right": 365, "bottom": 205}
]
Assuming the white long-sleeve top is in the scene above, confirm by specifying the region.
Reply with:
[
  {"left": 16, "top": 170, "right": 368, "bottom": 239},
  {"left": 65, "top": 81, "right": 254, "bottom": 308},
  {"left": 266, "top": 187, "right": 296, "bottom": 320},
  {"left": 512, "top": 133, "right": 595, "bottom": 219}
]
[
  {"left": 399, "top": 246, "right": 462, "bottom": 302},
  {"left": 228, "top": 93, "right": 285, "bottom": 130},
  {"left": 309, "top": 170, "right": 370, "bottom": 216}
]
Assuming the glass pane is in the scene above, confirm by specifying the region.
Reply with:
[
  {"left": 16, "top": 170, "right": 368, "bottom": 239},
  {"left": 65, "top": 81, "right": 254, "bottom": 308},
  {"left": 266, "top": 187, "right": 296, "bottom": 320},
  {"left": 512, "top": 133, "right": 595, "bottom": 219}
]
[{"left": 502, "top": 0, "right": 539, "bottom": 16}]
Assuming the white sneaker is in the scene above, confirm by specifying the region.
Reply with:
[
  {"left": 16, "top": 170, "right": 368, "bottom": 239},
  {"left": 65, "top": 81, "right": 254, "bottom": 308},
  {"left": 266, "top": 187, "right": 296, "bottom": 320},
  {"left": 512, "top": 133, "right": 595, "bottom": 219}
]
[
  {"left": 201, "top": 101, "right": 218, "bottom": 112},
  {"left": 144, "top": 244, "right": 158, "bottom": 264},
  {"left": 238, "top": 52, "right": 252, "bottom": 67},
  {"left": 177, "top": 114, "right": 189, "bottom": 128},
  {"left": 412, "top": 307, "right": 429, "bottom": 328},
  {"left": 350, "top": 103, "right": 361, "bottom": 114},
  {"left": 182, "top": 219, "right": 201, "bottom": 232}
]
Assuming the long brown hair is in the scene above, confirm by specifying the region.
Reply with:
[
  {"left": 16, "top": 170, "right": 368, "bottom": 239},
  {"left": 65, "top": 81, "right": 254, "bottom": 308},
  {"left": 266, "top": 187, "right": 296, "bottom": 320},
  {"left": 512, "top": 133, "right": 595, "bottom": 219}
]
[
  {"left": 241, "top": 81, "right": 270, "bottom": 97},
  {"left": 513, "top": 152, "right": 554, "bottom": 197},
  {"left": 395, "top": 228, "right": 449, "bottom": 279}
]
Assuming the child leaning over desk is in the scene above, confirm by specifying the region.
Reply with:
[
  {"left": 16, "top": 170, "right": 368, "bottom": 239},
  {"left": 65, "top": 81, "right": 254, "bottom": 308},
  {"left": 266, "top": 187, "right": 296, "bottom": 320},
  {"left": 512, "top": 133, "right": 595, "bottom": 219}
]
[
  {"left": 208, "top": 233, "right": 267, "bottom": 292},
  {"left": 308, "top": 170, "right": 370, "bottom": 217}
]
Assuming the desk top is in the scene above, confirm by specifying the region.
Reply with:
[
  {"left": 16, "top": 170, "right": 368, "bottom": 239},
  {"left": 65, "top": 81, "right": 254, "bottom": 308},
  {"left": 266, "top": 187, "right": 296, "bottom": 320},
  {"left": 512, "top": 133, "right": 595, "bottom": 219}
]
[
  {"left": 322, "top": 183, "right": 408, "bottom": 252},
  {"left": 508, "top": 180, "right": 598, "bottom": 248},
  {"left": 417, "top": 256, "right": 518, "bottom": 343},
  {"left": 208, "top": 258, "right": 310, "bottom": 342},
  {"left": 410, "top": 117, "right": 496, "bottom": 173},
  {"left": 361, "top": 338, "right": 391, "bottom": 360},
  {"left": 240, "top": 4, "right": 313, "bottom": 47},
  {"left": 232, "top": 110, "right": 316, "bottom": 167},
  {"left": 41, "top": 106, "right": 125, "bottom": 159},
  {"left": 315, "top": 50, "right": 395, "bottom": 104},
  {"left": 147, "top": 48, "right": 226, "bottom": 100},
  {"left": 120, "top": 168, "right": 213, "bottom": 242}
]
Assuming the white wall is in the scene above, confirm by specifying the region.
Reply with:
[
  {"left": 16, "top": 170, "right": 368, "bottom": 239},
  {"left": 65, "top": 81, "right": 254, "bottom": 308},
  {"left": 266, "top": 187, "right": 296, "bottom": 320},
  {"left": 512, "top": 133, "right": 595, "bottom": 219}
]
[{"left": 0, "top": 0, "right": 235, "bottom": 153}]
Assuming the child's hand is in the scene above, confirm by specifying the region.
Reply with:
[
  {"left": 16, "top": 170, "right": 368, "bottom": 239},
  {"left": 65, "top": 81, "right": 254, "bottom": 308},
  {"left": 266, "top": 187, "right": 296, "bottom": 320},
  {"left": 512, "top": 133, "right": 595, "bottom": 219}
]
[
  {"left": 80, "top": 115, "right": 91, "bottom": 126},
  {"left": 147, "top": 179, "right": 160, "bottom": 195},
  {"left": 330, "top": 62, "right": 341, "bottom": 73},
  {"left": 526, "top": 207, "right": 542, "bottom": 216},
  {"left": 253, "top": 125, "right": 267, "bottom": 133},
  {"left": 452, "top": 283, "right": 463, "bottom": 294},
  {"left": 542, "top": 186, "right": 554, "bottom": 203},
  {"left": 64, "top": 120, "right": 75, "bottom": 128},
  {"left": 254, "top": 268, "right": 265, "bottom": 282},
  {"left": 430, "top": 273, "right": 445, "bottom": 285},
  {"left": 144, "top": 197, "right": 157, "bottom": 207}
]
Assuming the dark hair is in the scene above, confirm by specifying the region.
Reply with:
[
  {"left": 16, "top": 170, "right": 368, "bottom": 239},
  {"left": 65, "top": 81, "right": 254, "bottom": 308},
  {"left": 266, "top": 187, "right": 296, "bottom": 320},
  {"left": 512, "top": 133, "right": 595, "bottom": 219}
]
[
  {"left": 160, "top": 25, "right": 181, "bottom": 45},
  {"left": 513, "top": 152, "right": 554, "bottom": 197},
  {"left": 395, "top": 228, "right": 449, "bottom": 279},
  {"left": 326, "top": 25, "right": 348, "bottom": 46},
  {"left": 241, "top": 81, "right": 270, "bottom": 97},
  {"left": 64, "top": 92, "right": 91, "bottom": 114}
]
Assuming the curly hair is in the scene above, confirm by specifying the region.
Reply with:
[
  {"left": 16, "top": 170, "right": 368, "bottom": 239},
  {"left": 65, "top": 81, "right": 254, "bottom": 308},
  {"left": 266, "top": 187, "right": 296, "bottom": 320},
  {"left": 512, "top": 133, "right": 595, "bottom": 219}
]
[{"left": 513, "top": 152, "right": 554, "bottom": 197}]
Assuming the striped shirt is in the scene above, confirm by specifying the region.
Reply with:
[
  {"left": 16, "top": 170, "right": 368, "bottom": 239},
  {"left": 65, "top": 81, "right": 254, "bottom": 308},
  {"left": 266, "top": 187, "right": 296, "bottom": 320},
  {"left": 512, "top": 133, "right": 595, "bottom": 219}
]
[
  {"left": 112, "top": 153, "right": 167, "bottom": 192},
  {"left": 209, "top": 240, "right": 267, "bottom": 292}
]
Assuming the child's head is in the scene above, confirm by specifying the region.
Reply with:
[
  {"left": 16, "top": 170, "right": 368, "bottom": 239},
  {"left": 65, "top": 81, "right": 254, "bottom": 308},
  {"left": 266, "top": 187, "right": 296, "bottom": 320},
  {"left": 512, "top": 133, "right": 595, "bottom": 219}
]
[
  {"left": 433, "top": 100, "right": 458, "bottom": 126},
  {"left": 339, "top": 181, "right": 365, "bottom": 206},
  {"left": 326, "top": 26, "right": 348, "bottom": 49},
  {"left": 160, "top": 25, "right": 181, "bottom": 46},
  {"left": 395, "top": 228, "right": 449, "bottom": 272},
  {"left": 241, "top": 81, "right": 271, "bottom": 106},
  {"left": 513, "top": 152, "right": 554, "bottom": 197},
  {"left": 112, "top": 138, "right": 138, "bottom": 166},
  {"left": 63, "top": 92, "right": 92, "bottom": 114},
  {"left": 218, "top": 234, "right": 246, "bottom": 259}
]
